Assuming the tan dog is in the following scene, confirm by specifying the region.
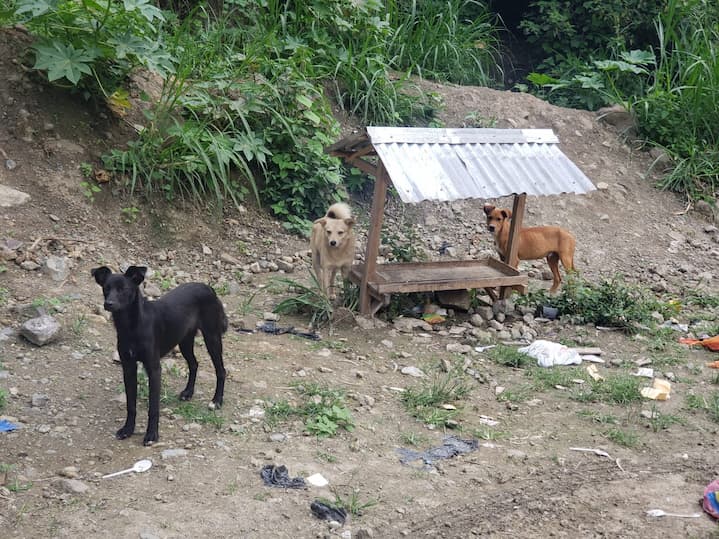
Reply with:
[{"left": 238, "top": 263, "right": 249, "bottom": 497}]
[
  {"left": 310, "top": 203, "right": 356, "bottom": 298},
  {"left": 483, "top": 204, "right": 576, "bottom": 293}
]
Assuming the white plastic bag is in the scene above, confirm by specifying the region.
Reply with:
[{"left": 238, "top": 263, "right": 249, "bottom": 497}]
[{"left": 519, "top": 340, "right": 582, "bottom": 367}]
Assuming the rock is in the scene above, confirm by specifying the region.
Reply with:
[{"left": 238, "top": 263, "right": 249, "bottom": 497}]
[
  {"left": 393, "top": 317, "right": 432, "bottom": 333},
  {"left": 436, "top": 289, "right": 471, "bottom": 311},
  {"left": 139, "top": 532, "right": 161, "bottom": 539},
  {"left": 43, "top": 255, "right": 70, "bottom": 282},
  {"left": 0, "top": 185, "right": 30, "bottom": 207},
  {"left": 59, "top": 466, "right": 79, "bottom": 479},
  {"left": 161, "top": 448, "right": 189, "bottom": 460},
  {"left": 648, "top": 147, "right": 673, "bottom": 170},
  {"left": 248, "top": 262, "right": 262, "bottom": 273},
  {"left": 220, "top": 252, "right": 240, "bottom": 265},
  {"left": 356, "top": 528, "right": 374, "bottom": 539},
  {"left": 400, "top": 366, "right": 425, "bottom": 377},
  {"left": 269, "top": 433, "right": 287, "bottom": 442},
  {"left": 475, "top": 306, "right": 494, "bottom": 321},
  {"left": 31, "top": 393, "right": 49, "bottom": 407},
  {"left": 44, "top": 139, "right": 86, "bottom": 155},
  {"left": 20, "top": 260, "right": 40, "bottom": 271},
  {"left": 5, "top": 159, "right": 17, "bottom": 170},
  {"left": 694, "top": 200, "right": 717, "bottom": 222},
  {"left": 20, "top": 315, "right": 61, "bottom": 346},
  {"left": 143, "top": 282, "right": 162, "bottom": 298},
  {"left": 60, "top": 478, "right": 89, "bottom": 494},
  {"left": 469, "top": 314, "right": 485, "bottom": 328},
  {"left": 263, "top": 312, "right": 280, "bottom": 321},
  {"left": 596, "top": 182, "right": 609, "bottom": 190},
  {"left": 596, "top": 104, "right": 636, "bottom": 136},
  {"left": 276, "top": 259, "right": 294, "bottom": 273}
]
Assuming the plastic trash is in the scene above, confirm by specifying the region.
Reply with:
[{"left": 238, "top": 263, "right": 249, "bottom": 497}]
[
  {"left": 102, "top": 459, "right": 152, "bottom": 479},
  {"left": 310, "top": 500, "right": 347, "bottom": 524},
  {"left": 703, "top": 478, "right": 719, "bottom": 519},
  {"left": 569, "top": 447, "right": 610, "bottom": 458},
  {"left": 397, "top": 436, "right": 479, "bottom": 470},
  {"left": 646, "top": 509, "right": 701, "bottom": 518},
  {"left": 0, "top": 419, "right": 20, "bottom": 432},
  {"left": 260, "top": 464, "right": 307, "bottom": 489},
  {"left": 586, "top": 364, "right": 604, "bottom": 381},
  {"left": 640, "top": 379, "right": 671, "bottom": 400},
  {"left": 518, "top": 340, "right": 581, "bottom": 367},
  {"left": 306, "top": 473, "right": 329, "bottom": 487}
]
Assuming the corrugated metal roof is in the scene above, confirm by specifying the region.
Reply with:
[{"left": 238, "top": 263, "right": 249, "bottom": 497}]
[{"left": 363, "top": 127, "right": 595, "bottom": 203}]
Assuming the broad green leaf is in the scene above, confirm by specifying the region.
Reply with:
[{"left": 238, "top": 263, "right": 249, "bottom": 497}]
[
  {"left": 303, "top": 110, "right": 321, "bottom": 125},
  {"left": 33, "top": 42, "right": 95, "bottom": 84},
  {"left": 15, "top": 0, "right": 58, "bottom": 17},
  {"left": 621, "top": 49, "right": 655, "bottom": 66},
  {"left": 123, "top": 0, "right": 164, "bottom": 23},
  {"left": 108, "top": 32, "right": 148, "bottom": 59},
  {"left": 594, "top": 60, "right": 647, "bottom": 75},
  {"left": 296, "top": 94, "right": 313, "bottom": 108}
]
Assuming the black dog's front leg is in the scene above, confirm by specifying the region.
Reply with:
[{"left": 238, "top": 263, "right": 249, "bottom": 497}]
[
  {"left": 117, "top": 360, "right": 137, "bottom": 440},
  {"left": 143, "top": 363, "right": 162, "bottom": 446}
]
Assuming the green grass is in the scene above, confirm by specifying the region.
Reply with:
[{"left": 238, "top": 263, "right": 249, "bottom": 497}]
[
  {"left": 320, "top": 489, "right": 379, "bottom": 519},
  {"left": 0, "top": 388, "right": 7, "bottom": 412},
  {"left": 604, "top": 427, "right": 639, "bottom": 448},
  {"left": 399, "top": 431, "right": 430, "bottom": 447},
  {"left": 0, "top": 287, "right": 9, "bottom": 306},
  {"left": 527, "top": 365, "right": 586, "bottom": 390},
  {"left": 572, "top": 373, "right": 642, "bottom": 405},
  {"left": 471, "top": 426, "right": 507, "bottom": 441},
  {"left": 496, "top": 386, "right": 532, "bottom": 404},
  {"left": 487, "top": 345, "right": 532, "bottom": 368},
  {"left": 577, "top": 410, "right": 619, "bottom": 425},
  {"left": 401, "top": 373, "right": 472, "bottom": 426},
  {"left": 172, "top": 401, "right": 224, "bottom": 428},
  {"left": 265, "top": 383, "right": 354, "bottom": 437}
]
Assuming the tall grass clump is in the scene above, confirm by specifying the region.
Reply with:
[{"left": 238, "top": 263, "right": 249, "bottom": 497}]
[
  {"left": 386, "top": 0, "right": 501, "bottom": 86},
  {"left": 634, "top": 0, "right": 719, "bottom": 200}
]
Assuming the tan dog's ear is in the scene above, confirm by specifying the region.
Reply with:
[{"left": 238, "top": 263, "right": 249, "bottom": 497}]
[
  {"left": 314, "top": 217, "right": 327, "bottom": 226},
  {"left": 483, "top": 204, "right": 495, "bottom": 216},
  {"left": 344, "top": 218, "right": 355, "bottom": 228},
  {"left": 501, "top": 209, "right": 512, "bottom": 219}
]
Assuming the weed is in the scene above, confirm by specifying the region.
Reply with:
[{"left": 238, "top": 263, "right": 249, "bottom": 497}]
[
  {"left": 401, "top": 373, "right": 472, "bottom": 426},
  {"left": 647, "top": 406, "right": 683, "bottom": 432},
  {"left": 172, "top": 401, "right": 224, "bottom": 428},
  {"left": 71, "top": 315, "right": 87, "bottom": 336},
  {"left": 121, "top": 206, "right": 140, "bottom": 224},
  {"left": 0, "top": 265, "right": 6, "bottom": 274},
  {"left": 253, "top": 492, "right": 271, "bottom": 502},
  {"left": 0, "top": 287, "right": 9, "bottom": 306},
  {"left": 472, "top": 426, "right": 507, "bottom": 441},
  {"left": 0, "top": 388, "right": 7, "bottom": 411},
  {"left": 316, "top": 451, "right": 337, "bottom": 463},
  {"left": 212, "top": 282, "right": 230, "bottom": 297},
  {"left": 399, "top": 431, "right": 429, "bottom": 447},
  {"left": 577, "top": 410, "right": 618, "bottom": 425},
  {"left": 79, "top": 162, "right": 93, "bottom": 178},
  {"left": 160, "top": 278, "right": 175, "bottom": 291},
  {"left": 604, "top": 427, "right": 639, "bottom": 448},
  {"left": 272, "top": 275, "right": 336, "bottom": 330},
  {"left": 573, "top": 373, "right": 642, "bottom": 405},
  {"left": 321, "top": 488, "right": 379, "bottom": 519},
  {"left": 265, "top": 383, "right": 354, "bottom": 437},
  {"left": 527, "top": 365, "right": 585, "bottom": 390},
  {"left": 80, "top": 180, "right": 101, "bottom": 202},
  {"left": 487, "top": 345, "right": 532, "bottom": 369},
  {"left": 496, "top": 386, "right": 532, "bottom": 404}
]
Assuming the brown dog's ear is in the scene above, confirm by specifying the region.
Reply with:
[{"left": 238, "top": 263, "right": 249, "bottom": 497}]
[
  {"left": 344, "top": 217, "right": 355, "bottom": 228},
  {"left": 124, "top": 266, "right": 147, "bottom": 285},
  {"left": 483, "top": 204, "right": 495, "bottom": 216},
  {"left": 501, "top": 209, "right": 512, "bottom": 219},
  {"left": 91, "top": 266, "right": 111, "bottom": 286}
]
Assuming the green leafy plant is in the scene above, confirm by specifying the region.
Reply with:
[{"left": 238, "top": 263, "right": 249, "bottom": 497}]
[
  {"left": 604, "top": 427, "right": 639, "bottom": 448},
  {"left": 5, "top": 0, "right": 174, "bottom": 96},
  {"left": 120, "top": 206, "right": 140, "bottom": 224},
  {"left": 320, "top": 488, "right": 379, "bottom": 518},
  {"left": 265, "top": 383, "right": 354, "bottom": 437},
  {"left": 80, "top": 180, "right": 101, "bottom": 202}
]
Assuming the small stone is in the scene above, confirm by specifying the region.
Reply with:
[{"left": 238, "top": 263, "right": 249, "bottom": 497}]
[
  {"left": 276, "top": 259, "right": 294, "bottom": 273},
  {"left": 60, "top": 478, "right": 89, "bottom": 494},
  {"left": 59, "top": 466, "right": 79, "bottom": 479},
  {"left": 263, "top": 312, "right": 280, "bottom": 322},
  {"left": 202, "top": 244, "right": 212, "bottom": 255},
  {"left": 20, "top": 315, "right": 61, "bottom": 346},
  {"left": 161, "top": 448, "right": 189, "bottom": 460},
  {"left": 43, "top": 255, "right": 70, "bottom": 282},
  {"left": 400, "top": 366, "right": 424, "bottom": 377},
  {"left": 31, "top": 393, "right": 49, "bottom": 407},
  {"left": 269, "top": 433, "right": 286, "bottom": 442}
]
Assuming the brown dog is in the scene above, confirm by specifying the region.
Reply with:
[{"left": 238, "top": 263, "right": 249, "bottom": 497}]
[
  {"left": 483, "top": 204, "right": 576, "bottom": 293},
  {"left": 310, "top": 202, "right": 356, "bottom": 298}
]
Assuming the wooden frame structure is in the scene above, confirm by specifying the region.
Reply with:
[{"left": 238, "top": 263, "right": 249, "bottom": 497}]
[{"left": 327, "top": 133, "right": 528, "bottom": 315}]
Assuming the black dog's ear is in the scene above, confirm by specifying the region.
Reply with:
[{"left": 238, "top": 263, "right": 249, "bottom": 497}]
[
  {"left": 91, "top": 266, "right": 112, "bottom": 286},
  {"left": 483, "top": 204, "right": 495, "bottom": 216},
  {"left": 124, "top": 266, "right": 147, "bottom": 285}
]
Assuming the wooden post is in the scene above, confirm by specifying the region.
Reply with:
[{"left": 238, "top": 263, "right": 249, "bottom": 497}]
[
  {"left": 360, "top": 160, "right": 389, "bottom": 314},
  {"left": 500, "top": 193, "right": 526, "bottom": 299}
]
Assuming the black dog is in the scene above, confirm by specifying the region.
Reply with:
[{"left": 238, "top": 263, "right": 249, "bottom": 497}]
[{"left": 92, "top": 266, "right": 228, "bottom": 446}]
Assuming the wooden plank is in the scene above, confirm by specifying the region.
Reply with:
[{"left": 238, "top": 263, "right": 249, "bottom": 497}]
[
  {"left": 344, "top": 157, "right": 377, "bottom": 177},
  {"left": 325, "top": 131, "right": 368, "bottom": 154},
  {"left": 501, "top": 193, "right": 526, "bottom": 300},
  {"left": 360, "top": 160, "right": 389, "bottom": 314}
]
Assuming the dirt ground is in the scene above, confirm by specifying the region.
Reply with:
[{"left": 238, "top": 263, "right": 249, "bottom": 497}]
[{"left": 2, "top": 28, "right": 719, "bottom": 539}]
